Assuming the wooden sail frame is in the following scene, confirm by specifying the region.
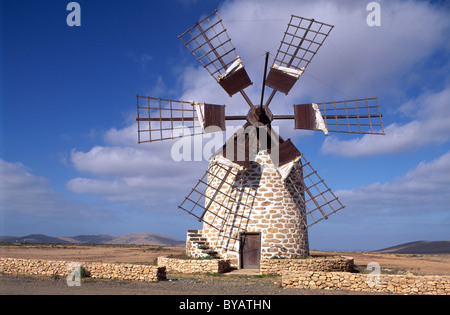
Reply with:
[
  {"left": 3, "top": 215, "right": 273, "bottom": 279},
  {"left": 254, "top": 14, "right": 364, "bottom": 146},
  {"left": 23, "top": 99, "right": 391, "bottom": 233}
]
[
  {"left": 266, "top": 15, "right": 334, "bottom": 95},
  {"left": 284, "top": 154, "right": 345, "bottom": 229},
  {"left": 179, "top": 10, "right": 253, "bottom": 98},
  {"left": 178, "top": 160, "right": 256, "bottom": 238},
  {"left": 136, "top": 95, "right": 226, "bottom": 143},
  {"left": 293, "top": 97, "right": 385, "bottom": 135}
]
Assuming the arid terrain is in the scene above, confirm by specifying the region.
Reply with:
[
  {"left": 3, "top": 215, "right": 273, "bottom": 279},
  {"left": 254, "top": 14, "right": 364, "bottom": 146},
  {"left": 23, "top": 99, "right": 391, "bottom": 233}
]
[{"left": 1, "top": 243, "right": 449, "bottom": 295}]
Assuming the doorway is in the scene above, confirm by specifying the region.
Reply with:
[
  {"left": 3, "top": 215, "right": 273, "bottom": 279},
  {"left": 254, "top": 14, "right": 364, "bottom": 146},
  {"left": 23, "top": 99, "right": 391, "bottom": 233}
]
[{"left": 240, "top": 233, "right": 261, "bottom": 269}]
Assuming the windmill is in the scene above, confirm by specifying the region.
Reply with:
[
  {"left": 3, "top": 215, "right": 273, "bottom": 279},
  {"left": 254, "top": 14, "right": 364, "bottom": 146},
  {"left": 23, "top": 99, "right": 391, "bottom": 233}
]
[{"left": 136, "top": 11, "right": 384, "bottom": 268}]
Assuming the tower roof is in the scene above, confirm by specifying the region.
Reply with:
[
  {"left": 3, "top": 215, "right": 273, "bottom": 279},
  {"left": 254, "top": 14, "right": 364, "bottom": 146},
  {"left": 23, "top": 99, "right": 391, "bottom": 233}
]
[{"left": 215, "top": 123, "right": 301, "bottom": 168}]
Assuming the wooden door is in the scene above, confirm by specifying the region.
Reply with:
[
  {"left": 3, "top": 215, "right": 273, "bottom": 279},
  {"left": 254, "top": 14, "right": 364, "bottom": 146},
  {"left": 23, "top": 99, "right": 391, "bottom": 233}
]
[{"left": 240, "top": 233, "right": 261, "bottom": 269}]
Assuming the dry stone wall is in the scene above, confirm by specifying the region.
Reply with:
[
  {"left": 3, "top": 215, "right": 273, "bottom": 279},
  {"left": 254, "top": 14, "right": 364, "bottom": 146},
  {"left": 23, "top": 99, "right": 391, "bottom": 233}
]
[
  {"left": 185, "top": 237, "right": 207, "bottom": 259},
  {"left": 261, "top": 256, "right": 354, "bottom": 275},
  {"left": 0, "top": 258, "right": 165, "bottom": 282},
  {"left": 158, "top": 257, "right": 231, "bottom": 274},
  {"left": 282, "top": 271, "right": 450, "bottom": 295}
]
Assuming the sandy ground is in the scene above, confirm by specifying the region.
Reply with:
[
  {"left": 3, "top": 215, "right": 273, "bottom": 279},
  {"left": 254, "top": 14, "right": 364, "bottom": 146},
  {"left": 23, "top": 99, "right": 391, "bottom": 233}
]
[
  {"left": 0, "top": 243, "right": 182, "bottom": 264},
  {"left": 1, "top": 244, "right": 449, "bottom": 295}
]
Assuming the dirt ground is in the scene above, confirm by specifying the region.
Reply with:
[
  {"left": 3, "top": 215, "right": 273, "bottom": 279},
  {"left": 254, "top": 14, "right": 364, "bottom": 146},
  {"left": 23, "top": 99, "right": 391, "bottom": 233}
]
[
  {"left": 1, "top": 243, "right": 449, "bottom": 295},
  {"left": 0, "top": 243, "right": 181, "bottom": 264},
  {"left": 1, "top": 272, "right": 372, "bottom": 296}
]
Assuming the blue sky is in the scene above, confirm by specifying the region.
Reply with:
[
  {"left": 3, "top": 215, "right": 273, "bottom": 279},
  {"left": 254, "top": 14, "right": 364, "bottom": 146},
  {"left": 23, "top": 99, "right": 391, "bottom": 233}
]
[{"left": 1, "top": 0, "right": 449, "bottom": 251}]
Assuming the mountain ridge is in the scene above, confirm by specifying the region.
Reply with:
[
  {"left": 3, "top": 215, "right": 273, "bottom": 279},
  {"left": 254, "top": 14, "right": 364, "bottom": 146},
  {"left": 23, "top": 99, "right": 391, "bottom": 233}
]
[
  {"left": 372, "top": 240, "right": 450, "bottom": 254},
  {"left": 0, "top": 233, "right": 185, "bottom": 246}
]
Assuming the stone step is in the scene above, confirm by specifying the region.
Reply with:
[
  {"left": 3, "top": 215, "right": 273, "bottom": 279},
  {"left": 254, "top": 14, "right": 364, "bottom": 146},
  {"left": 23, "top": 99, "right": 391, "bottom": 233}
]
[
  {"left": 202, "top": 252, "right": 220, "bottom": 259},
  {"left": 192, "top": 241, "right": 208, "bottom": 246},
  {"left": 187, "top": 228, "right": 221, "bottom": 259},
  {"left": 189, "top": 237, "right": 207, "bottom": 242},
  {"left": 187, "top": 229, "right": 202, "bottom": 234},
  {"left": 224, "top": 269, "right": 261, "bottom": 276}
]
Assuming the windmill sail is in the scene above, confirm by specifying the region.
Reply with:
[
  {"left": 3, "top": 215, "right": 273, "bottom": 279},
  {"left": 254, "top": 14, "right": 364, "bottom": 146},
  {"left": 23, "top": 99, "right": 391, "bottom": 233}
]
[
  {"left": 294, "top": 97, "right": 385, "bottom": 135},
  {"left": 178, "top": 158, "right": 256, "bottom": 240},
  {"left": 136, "top": 95, "right": 225, "bottom": 143},
  {"left": 179, "top": 10, "right": 253, "bottom": 98},
  {"left": 283, "top": 154, "right": 345, "bottom": 229},
  {"left": 266, "top": 16, "right": 334, "bottom": 95}
]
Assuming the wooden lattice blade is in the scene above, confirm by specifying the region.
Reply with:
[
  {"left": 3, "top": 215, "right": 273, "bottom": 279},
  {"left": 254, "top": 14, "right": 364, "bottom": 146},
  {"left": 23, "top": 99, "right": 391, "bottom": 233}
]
[
  {"left": 136, "top": 95, "right": 225, "bottom": 143},
  {"left": 293, "top": 97, "right": 385, "bottom": 135},
  {"left": 284, "top": 153, "right": 345, "bottom": 229},
  {"left": 266, "top": 15, "right": 334, "bottom": 95},
  {"left": 178, "top": 158, "right": 256, "bottom": 237},
  {"left": 179, "top": 10, "right": 252, "bottom": 97}
]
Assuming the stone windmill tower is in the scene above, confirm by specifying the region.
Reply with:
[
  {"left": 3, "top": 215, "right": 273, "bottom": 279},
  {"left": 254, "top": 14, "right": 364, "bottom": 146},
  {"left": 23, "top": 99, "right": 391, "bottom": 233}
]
[{"left": 136, "top": 11, "right": 385, "bottom": 269}]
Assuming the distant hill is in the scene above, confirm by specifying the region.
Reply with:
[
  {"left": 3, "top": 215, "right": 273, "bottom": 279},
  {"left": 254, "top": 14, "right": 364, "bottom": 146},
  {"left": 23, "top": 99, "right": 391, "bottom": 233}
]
[
  {"left": 0, "top": 233, "right": 185, "bottom": 246},
  {"left": 372, "top": 241, "right": 450, "bottom": 254},
  {"left": 0, "top": 234, "right": 71, "bottom": 244}
]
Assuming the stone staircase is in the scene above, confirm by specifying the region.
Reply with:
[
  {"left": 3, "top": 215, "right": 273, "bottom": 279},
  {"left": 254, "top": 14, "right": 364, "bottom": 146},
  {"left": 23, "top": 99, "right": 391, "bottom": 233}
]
[{"left": 186, "top": 229, "right": 221, "bottom": 259}]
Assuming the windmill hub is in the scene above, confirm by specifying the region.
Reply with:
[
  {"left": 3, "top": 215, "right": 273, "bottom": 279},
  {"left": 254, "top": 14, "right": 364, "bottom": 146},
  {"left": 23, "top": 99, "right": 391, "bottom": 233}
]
[{"left": 247, "top": 106, "right": 273, "bottom": 127}]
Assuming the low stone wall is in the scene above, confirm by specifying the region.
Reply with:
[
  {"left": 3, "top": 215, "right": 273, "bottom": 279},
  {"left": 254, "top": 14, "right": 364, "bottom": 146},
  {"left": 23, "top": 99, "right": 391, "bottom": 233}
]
[
  {"left": 261, "top": 256, "right": 354, "bottom": 275},
  {"left": 282, "top": 271, "right": 450, "bottom": 295},
  {"left": 0, "top": 258, "right": 166, "bottom": 282},
  {"left": 158, "top": 257, "right": 231, "bottom": 274}
]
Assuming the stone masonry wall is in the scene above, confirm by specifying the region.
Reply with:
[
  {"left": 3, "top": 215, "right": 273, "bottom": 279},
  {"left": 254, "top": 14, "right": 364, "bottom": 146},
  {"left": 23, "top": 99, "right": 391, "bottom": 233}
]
[
  {"left": 261, "top": 256, "right": 354, "bottom": 275},
  {"left": 158, "top": 257, "right": 231, "bottom": 274},
  {"left": 0, "top": 258, "right": 165, "bottom": 282},
  {"left": 185, "top": 229, "right": 211, "bottom": 259},
  {"left": 200, "top": 151, "right": 309, "bottom": 265},
  {"left": 185, "top": 237, "right": 208, "bottom": 259},
  {"left": 282, "top": 271, "right": 450, "bottom": 295}
]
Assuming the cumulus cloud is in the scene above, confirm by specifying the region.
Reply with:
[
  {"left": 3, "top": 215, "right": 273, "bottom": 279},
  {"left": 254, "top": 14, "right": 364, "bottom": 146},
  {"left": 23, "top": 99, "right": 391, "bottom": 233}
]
[
  {"left": 336, "top": 151, "right": 450, "bottom": 214},
  {"left": 70, "top": 146, "right": 167, "bottom": 177},
  {"left": 0, "top": 159, "right": 109, "bottom": 219},
  {"left": 67, "top": 130, "right": 210, "bottom": 211},
  {"left": 321, "top": 85, "right": 450, "bottom": 157}
]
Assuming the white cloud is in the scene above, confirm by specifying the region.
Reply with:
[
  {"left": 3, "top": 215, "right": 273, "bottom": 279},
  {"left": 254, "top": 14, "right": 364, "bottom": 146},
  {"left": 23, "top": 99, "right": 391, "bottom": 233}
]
[
  {"left": 103, "top": 124, "right": 139, "bottom": 147},
  {"left": 321, "top": 85, "right": 450, "bottom": 157},
  {"left": 70, "top": 146, "right": 163, "bottom": 177},
  {"left": 0, "top": 159, "right": 109, "bottom": 219},
  {"left": 67, "top": 132, "right": 210, "bottom": 211},
  {"left": 66, "top": 173, "right": 196, "bottom": 210},
  {"left": 336, "top": 151, "right": 450, "bottom": 214}
]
